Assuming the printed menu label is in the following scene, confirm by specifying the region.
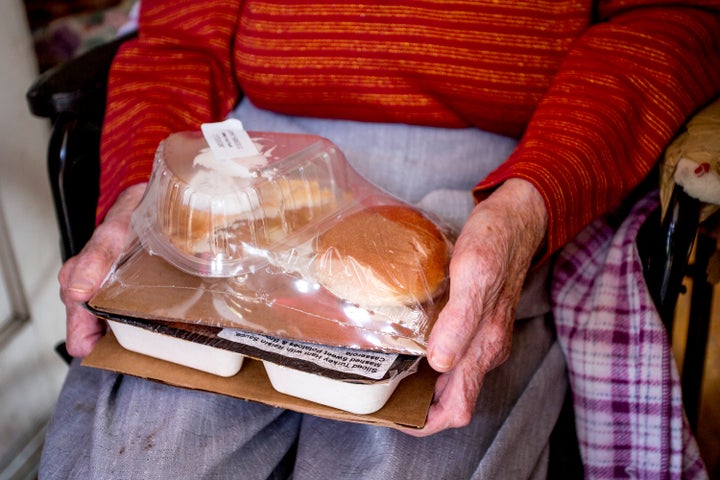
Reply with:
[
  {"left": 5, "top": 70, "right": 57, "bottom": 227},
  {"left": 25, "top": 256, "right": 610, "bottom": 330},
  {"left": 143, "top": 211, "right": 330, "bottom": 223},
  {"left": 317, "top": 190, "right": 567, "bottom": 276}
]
[
  {"left": 201, "top": 118, "right": 260, "bottom": 159},
  {"left": 218, "top": 329, "right": 398, "bottom": 380}
]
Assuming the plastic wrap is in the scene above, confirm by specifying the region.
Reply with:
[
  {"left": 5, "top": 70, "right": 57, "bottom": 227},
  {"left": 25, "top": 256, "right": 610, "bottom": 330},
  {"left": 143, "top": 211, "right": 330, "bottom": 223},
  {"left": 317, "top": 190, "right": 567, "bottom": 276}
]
[{"left": 88, "top": 128, "right": 455, "bottom": 357}]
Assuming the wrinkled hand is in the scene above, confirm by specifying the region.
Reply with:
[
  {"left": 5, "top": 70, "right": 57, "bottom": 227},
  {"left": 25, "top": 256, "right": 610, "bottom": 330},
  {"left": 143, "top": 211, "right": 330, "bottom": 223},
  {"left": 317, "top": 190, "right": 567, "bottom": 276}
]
[
  {"left": 59, "top": 183, "right": 147, "bottom": 358},
  {"left": 402, "top": 178, "right": 547, "bottom": 437}
]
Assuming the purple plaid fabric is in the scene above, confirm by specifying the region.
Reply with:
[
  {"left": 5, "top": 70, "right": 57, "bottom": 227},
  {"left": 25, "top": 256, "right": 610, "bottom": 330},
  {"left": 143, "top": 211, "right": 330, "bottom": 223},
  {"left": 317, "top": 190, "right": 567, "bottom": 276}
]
[{"left": 551, "top": 191, "right": 707, "bottom": 479}]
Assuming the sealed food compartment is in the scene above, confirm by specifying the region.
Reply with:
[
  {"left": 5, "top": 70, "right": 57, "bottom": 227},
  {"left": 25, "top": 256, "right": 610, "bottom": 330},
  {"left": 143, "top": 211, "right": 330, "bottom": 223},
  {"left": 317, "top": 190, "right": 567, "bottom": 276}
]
[
  {"left": 106, "top": 319, "right": 245, "bottom": 377},
  {"left": 131, "top": 127, "right": 351, "bottom": 277},
  {"left": 262, "top": 361, "right": 416, "bottom": 414},
  {"left": 216, "top": 328, "right": 421, "bottom": 414},
  {"left": 99, "top": 315, "right": 420, "bottom": 414}
]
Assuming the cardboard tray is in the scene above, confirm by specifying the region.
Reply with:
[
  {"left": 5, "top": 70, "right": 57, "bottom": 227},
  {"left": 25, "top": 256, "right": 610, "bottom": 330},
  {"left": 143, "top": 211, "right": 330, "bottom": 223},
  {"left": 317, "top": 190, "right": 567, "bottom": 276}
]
[{"left": 83, "top": 331, "right": 438, "bottom": 429}]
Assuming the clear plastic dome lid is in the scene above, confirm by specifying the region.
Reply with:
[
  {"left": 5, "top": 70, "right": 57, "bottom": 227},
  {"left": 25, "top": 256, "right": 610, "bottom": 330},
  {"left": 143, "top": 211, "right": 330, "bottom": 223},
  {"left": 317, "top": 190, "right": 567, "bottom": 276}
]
[{"left": 131, "top": 129, "right": 351, "bottom": 277}]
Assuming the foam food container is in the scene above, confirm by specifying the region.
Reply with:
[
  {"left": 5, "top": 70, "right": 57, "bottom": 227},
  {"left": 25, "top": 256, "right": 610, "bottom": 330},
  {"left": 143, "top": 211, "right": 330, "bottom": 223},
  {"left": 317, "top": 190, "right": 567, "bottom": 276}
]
[
  {"left": 106, "top": 320, "right": 245, "bottom": 377},
  {"left": 101, "top": 314, "right": 418, "bottom": 413},
  {"left": 262, "top": 361, "right": 416, "bottom": 415}
]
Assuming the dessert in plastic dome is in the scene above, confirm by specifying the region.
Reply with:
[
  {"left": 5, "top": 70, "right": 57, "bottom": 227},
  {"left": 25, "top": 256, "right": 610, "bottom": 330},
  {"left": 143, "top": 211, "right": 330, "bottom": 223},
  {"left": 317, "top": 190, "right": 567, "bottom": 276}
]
[{"left": 131, "top": 124, "right": 347, "bottom": 277}]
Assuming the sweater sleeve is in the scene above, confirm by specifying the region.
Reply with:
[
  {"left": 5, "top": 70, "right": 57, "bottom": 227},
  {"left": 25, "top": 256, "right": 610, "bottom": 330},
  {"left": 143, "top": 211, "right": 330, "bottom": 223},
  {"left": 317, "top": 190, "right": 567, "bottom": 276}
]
[
  {"left": 473, "top": 5, "right": 720, "bottom": 261},
  {"left": 96, "top": 0, "right": 242, "bottom": 222}
]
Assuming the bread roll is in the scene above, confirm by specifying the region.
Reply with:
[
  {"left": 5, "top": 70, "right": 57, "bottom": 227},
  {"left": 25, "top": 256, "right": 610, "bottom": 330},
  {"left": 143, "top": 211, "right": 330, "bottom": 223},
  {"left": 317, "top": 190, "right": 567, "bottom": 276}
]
[{"left": 314, "top": 205, "right": 449, "bottom": 307}]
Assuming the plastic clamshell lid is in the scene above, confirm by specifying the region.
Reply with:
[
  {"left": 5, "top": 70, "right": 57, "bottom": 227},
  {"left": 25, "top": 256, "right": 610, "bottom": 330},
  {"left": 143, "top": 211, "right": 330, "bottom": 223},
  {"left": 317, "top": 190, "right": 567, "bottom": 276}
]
[
  {"left": 106, "top": 320, "right": 245, "bottom": 377},
  {"left": 131, "top": 131, "right": 349, "bottom": 277},
  {"left": 262, "top": 361, "right": 413, "bottom": 415}
]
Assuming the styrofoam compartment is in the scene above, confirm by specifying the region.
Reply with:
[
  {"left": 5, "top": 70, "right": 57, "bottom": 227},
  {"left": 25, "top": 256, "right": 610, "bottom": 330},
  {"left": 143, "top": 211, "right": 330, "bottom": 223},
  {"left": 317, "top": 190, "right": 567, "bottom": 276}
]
[
  {"left": 106, "top": 319, "right": 414, "bottom": 414},
  {"left": 106, "top": 320, "right": 245, "bottom": 378},
  {"left": 262, "top": 361, "right": 415, "bottom": 415}
]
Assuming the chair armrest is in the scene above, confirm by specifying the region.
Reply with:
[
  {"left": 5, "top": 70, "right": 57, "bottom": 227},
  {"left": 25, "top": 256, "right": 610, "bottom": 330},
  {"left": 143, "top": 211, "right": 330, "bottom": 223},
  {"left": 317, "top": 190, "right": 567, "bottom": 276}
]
[
  {"left": 637, "top": 184, "right": 701, "bottom": 330},
  {"left": 26, "top": 32, "right": 134, "bottom": 120},
  {"left": 26, "top": 33, "right": 135, "bottom": 260}
]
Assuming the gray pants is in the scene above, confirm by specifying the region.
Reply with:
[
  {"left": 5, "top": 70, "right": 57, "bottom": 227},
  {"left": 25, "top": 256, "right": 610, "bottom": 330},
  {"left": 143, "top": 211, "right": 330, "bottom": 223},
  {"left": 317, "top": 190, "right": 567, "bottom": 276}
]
[
  {"left": 40, "top": 315, "right": 566, "bottom": 479},
  {"left": 40, "top": 101, "right": 568, "bottom": 479}
]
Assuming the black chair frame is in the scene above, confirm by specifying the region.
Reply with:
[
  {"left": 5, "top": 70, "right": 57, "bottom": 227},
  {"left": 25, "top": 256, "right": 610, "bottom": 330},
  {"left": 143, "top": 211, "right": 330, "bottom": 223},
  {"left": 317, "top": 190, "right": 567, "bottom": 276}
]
[{"left": 26, "top": 34, "right": 134, "bottom": 262}]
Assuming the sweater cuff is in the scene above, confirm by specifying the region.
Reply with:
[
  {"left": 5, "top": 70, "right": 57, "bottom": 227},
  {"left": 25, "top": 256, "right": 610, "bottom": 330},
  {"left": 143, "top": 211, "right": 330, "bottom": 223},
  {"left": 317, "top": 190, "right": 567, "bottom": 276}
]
[{"left": 473, "top": 157, "right": 577, "bottom": 265}]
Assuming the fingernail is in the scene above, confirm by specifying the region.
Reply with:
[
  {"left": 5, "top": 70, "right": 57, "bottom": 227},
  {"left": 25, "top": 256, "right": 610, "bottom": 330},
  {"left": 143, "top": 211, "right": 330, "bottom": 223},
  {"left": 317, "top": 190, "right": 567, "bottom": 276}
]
[
  {"left": 429, "top": 346, "right": 454, "bottom": 371},
  {"left": 68, "top": 279, "right": 94, "bottom": 295}
]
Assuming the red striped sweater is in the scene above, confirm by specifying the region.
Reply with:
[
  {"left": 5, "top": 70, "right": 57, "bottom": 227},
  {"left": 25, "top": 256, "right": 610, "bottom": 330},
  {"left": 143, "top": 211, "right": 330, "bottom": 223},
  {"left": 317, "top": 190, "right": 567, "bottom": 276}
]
[{"left": 100, "top": 0, "right": 720, "bottom": 258}]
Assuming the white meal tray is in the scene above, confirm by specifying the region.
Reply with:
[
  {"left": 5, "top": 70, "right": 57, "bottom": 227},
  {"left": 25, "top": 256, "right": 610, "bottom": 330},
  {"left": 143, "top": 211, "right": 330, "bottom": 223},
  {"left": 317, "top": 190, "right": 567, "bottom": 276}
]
[
  {"left": 106, "top": 319, "right": 415, "bottom": 414},
  {"left": 107, "top": 320, "right": 245, "bottom": 377},
  {"left": 262, "top": 361, "right": 413, "bottom": 415}
]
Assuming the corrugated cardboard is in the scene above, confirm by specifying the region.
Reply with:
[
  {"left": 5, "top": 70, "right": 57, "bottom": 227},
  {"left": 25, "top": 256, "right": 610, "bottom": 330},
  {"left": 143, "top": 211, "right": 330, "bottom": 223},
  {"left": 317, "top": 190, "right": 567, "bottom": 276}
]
[{"left": 82, "top": 331, "right": 437, "bottom": 429}]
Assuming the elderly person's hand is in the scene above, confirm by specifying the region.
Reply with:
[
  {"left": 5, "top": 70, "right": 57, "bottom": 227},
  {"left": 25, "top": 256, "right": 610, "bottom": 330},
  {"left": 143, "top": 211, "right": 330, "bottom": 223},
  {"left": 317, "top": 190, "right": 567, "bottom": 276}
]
[
  {"left": 402, "top": 178, "right": 547, "bottom": 437},
  {"left": 58, "top": 183, "right": 147, "bottom": 358}
]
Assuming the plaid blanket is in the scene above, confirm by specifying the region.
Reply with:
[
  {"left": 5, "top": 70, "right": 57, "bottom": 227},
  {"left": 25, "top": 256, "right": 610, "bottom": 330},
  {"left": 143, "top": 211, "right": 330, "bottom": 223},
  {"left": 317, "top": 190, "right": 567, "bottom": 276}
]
[{"left": 551, "top": 191, "right": 707, "bottom": 479}]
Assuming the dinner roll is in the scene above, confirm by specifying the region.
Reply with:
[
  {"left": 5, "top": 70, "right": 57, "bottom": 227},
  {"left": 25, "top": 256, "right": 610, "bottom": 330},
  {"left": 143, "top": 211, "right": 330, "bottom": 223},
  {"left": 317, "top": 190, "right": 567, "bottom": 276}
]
[{"left": 314, "top": 204, "right": 450, "bottom": 307}]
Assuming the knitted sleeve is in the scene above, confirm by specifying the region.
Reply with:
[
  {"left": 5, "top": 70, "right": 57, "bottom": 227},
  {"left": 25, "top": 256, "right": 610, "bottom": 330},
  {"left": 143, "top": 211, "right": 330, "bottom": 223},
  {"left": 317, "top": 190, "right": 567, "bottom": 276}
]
[
  {"left": 474, "top": 5, "right": 720, "bottom": 261},
  {"left": 96, "top": 0, "right": 242, "bottom": 222}
]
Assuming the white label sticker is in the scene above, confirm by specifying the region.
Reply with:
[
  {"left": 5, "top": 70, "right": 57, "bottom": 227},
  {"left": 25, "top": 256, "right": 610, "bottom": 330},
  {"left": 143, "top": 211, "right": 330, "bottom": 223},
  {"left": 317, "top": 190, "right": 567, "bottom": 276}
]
[
  {"left": 201, "top": 118, "right": 260, "bottom": 159},
  {"left": 218, "top": 329, "right": 398, "bottom": 380}
]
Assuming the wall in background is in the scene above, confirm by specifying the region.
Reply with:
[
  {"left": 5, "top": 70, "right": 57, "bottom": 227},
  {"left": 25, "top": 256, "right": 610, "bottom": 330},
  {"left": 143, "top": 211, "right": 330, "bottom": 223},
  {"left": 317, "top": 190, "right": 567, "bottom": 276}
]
[{"left": 0, "top": 0, "right": 67, "bottom": 478}]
